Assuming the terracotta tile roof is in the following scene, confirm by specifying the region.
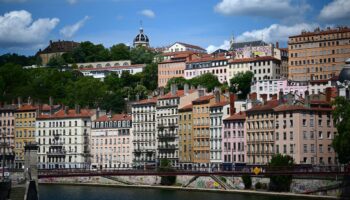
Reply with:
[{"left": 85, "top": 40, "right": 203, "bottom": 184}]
[
  {"left": 179, "top": 104, "right": 193, "bottom": 112},
  {"left": 210, "top": 101, "right": 229, "bottom": 108},
  {"left": 94, "top": 114, "right": 131, "bottom": 122},
  {"left": 158, "top": 90, "right": 195, "bottom": 100},
  {"left": 176, "top": 42, "right": 206, "bottom": 51},
  {"left": 273, "top": 105, "right": 308, "bottom": 112},
  {"left": 186, "top": 56, "right": 228, "bottom": 64},
  {"left": 161, "top": 51, "right": 203, "bottom": 57},
  {"left": 38, "top": 40, "right": 79, "bottom": 54},
  {"left": 41, "top": 104, "right": 61, "bottom": 111},
  {"left": 133, "top": 97, "right": 157, "bottom": 105},
  {"left": 159, "top": 59, "right": 186, "bottom": 64},
  {"left": 228, "top": 56, "right": 280, "bottom": 64},
  {"left": 79, "top": 64, "right": 145, "bottom": 71},
  {"left": 17, "top": 104, "right": 38, "bottom": 111},
  {"left": 0, "top": 104, "right": 17, "bottom": 111},
  {"left": 192, "top": 95, "right": 214, "bottom": 104},
  {"left": 224, "top": 112, "right": 246, "bottom": 121},
  {"left": 37, "top": 109, "right": 94, "bottom": 119},
  {"left": 246, "top": 100, "right": 279, "bottom": 112},
  {"left": 289, "top": 27, "right": 350, "bottom": 38}
]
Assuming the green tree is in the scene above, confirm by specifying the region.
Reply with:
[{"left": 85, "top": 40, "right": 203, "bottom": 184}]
[
  {"left": 110, "top": 43, "right": 130, "bottom": 61},
  {"left": 47, "top": 56, "right": 67, "bottom": 68},
  {"left": 130, "top": 46, "right": 155, "bottom": 64},
  {"left": 0, "top": 63, "right": 29, "bottom": 101},
  {"left": 268, "top": 154, "right": 294, "bottom": 192},
  {"left": 141, "top": 63, "right": 158, "bottom": 91},
  {"left": 189, "top": 73, "right": 221, "bottom": 92},
  {"left": 229, "top": 71, "right": 254, "bottom": 99},
  {"left": 242, "top": 174, "right": 252, "bottom": 189},
  {"left": 101, "top": 91, "right": 126, "bottom": 113},
  {"left": 166, "top": 77, "right": 188, "bottom": 91},
  {"left": 332, "top": 97, "right": 350, "bottom": 164},
  {"left": 158, "top": 158, "right": 176, "bottom": 185}
]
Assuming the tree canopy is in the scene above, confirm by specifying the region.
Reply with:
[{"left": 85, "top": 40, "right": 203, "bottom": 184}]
[
  {"left": 268, "top": 154, "right": 294, "bottom": 192},
  {"left": 166, "top": 73, "right": 222, "bottom": 92},
  {"left": 332, "top": 97, "right": 350, "bottom": 164},
  {"left": 229, "top": 71, "right": 254, "bottom": 99}
]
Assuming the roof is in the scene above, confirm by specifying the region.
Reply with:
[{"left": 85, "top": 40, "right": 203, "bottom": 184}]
[
  {"left": 179, "top": 104, "right": 193, "bottom": 112},
  {"left": 246, "top": 100, "right": 279, "bottom": 112},
  {"left": 210, "top": 101, "right": 229, "bottom": 108},
  {"left": 289, "top": 27, "right": 350, "bottom": 39},
  {"left": 133, "top": 97, "right": 157, "bottom": 105},
  {"left": 37, "top": 109, "right": 94, "bottom": 119},
  {"left": 186, "top": 56, "right": 227, "bottom": 64},
  {"left": 192, "top": 95, "right": 214, "bottom": 104},
  {"left": 0, "top": 104, "right": 17, "bottom": 111},
  {"left": 273, "top": 104, "right": 333, "bottom": 112},
  {"left": 38, "top": 40, "right": 79, "bottom": 54},
  {"left": 79, "top": 64, "right": 145, "bottom": 71},
  {"left": 224, "top": 112, "right": 246, "bottom": 121},
  {"left": 159, "top": 59, "right": 187, "bottom": 64},
  {"left": 94, "top": 114, "right": 131, "bottom": 122},
  {"left": 229, "top": 56, "right": 280, "bottom": 64},
  {"left": 41, "top": 104, "right": 61, "bottom": 111},
  {"left": 158, "top": 90, "right": 195, "bottom": 100},
  {"left": 17, "top": 104, "right": 38, "bottom": 112},
  {"left": 161, "top": 51, "right": 200, "bottom": 57},
  {"left": 174, "top": 42, "right": 206, "bottom": 51},
  {"left": 231, "top": 40, "right": 268, "bottom": 50}
]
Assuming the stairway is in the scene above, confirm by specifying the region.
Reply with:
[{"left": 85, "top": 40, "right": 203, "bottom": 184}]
[
  {"left": 9, "top": 186, "right": 26, "bottom": 200},
  {"left": 102, "top": 176, "right": 134, "bottom": 185},
  {"left": 210, "top": 175, "right": 232, "bottom": 190}
]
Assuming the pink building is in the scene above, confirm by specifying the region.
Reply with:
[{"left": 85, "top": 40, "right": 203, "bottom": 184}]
[
  {"left": 0, "top": 104, "right": 16, "bottom": 168},
  {"left": 222, "top": 112, "right": 246, "bottom": 167},
  {"left": 91, "top": 114, "right": 132, "bottom": 169}
]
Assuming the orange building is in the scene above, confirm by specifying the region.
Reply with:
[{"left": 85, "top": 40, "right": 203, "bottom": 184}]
[{"left": 288, "top": 27, "right": 350, "bottom": 81}]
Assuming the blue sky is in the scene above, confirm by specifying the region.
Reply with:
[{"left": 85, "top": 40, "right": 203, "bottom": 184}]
[{"left": 0, "top": 0, "right": 349, "bottom": 55}]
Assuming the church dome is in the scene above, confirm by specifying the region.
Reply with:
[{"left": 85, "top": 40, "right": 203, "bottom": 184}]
[
  {"left": 133, "top": 28, "right": 149, "bottom": 44},
  {"left": 338, "top": 58, "right": 350, "bottom": 83}
]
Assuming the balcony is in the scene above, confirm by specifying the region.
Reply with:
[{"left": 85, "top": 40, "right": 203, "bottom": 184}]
[
  {"left": 50, "top": 142, "right": 64, "bottom": 146},
  {"left": 158, "top": 134, "right": 176, "bottom": 139},
  {"left": 158, "top": 145, "right": 176, "bottom": 151},
  {"left": 47, "top": 150, "right": 66, "bottom": 157}
]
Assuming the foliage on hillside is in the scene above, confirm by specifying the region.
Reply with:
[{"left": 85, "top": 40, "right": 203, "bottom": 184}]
[{"left": 166, "top": 73, "right": 222, "bottom": 92}]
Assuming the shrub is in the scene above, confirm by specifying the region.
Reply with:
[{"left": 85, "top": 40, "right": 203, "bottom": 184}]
[
  {"left": 220, "top": 176, "right": 227, "bottom": 183},
  {"left": 242, "top": 174, "right": 252, "bottom": 189},
  {"left": 255, "top": 182, "right": 262, "bottom": 190}
]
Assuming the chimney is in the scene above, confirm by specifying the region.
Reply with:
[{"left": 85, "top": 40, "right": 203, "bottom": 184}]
[
  {"left": 27, "top": 96, "right": 32, "bottom": 105},
  {"left": 171, "top": 84, "right": 177, "bottom": 96},
  {"left": 184, "top": 83, "right": 189, "bottom": 95},
  {"left": 64, "top": 106, "right": 69, "bottom": 115},
  {"left": 287, "top": 93, "right": 294, "bottom": 105},
  {"left": 75, "top": 104, "right": 81, "bottom": 114},
  {"left": 159, "top": 87, "right": 164, "bottom": 96},
  {"left": 49, "top": 96, "right": 53, "bottom": 115},
  {"left": 304, "top": 90, "right": 310, "bottom": 107},
  {"left": 17, "top": 97, "right": 22, "bottom": 107},
  {"left": 198, "top": 89, "right": 205, "bottom": 97},
  {"left": 260, "top": 94, "right": 267, "bottom": 104},
  {"left": 214, "top": 88, "right": 220, "bottom": 103},
  {"left": 249, "top": 92, "right": 257, "bottom": 101},
  {"left": 136, "top": 94, "right": 140, "bottom": 102},
  {"left": 325, "top": 87, "right": 333, "bottom": 102},
  {"left": 190, "top": 85, "right": 196, "bottom": 90},
  {"left": 229, "top": 93, "right": 236, "bottom": 115},
  {"left": 275, "top": 42, "right": 279, "bottom": 49},
  {"left": 96, "top": 107, "right": 100, "bottom": 119},
  {"left": 279, "top": 89, "right": 284, "bottom": 104}
]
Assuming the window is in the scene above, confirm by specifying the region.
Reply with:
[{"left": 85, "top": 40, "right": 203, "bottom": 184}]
[
  {"left": 283, "top": 132, "right": 286, "bottom": 140},
  {"left": 283, "top": 145, "right": 287, "bottom": 154},
  {"left": 319, "top": 131, "right": 323, "bottom": 139},
  {"left": 303, "top": 144, "right": 307, "bottom": 153},
  {"left": 303, "top": 131, "right": 307, "bottom": 139},
  {"left": 290, "top": 131, "right": 293, "bottom": 140}
]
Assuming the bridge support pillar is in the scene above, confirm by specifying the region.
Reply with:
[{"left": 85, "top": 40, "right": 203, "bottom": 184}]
[{"left": 24, "top": 142, "right": 39, "bottom": 200}]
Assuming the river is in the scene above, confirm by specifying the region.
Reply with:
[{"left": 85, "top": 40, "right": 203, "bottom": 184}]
[{"left": 39, "top": 185, "right": 313, "bottom": 200}]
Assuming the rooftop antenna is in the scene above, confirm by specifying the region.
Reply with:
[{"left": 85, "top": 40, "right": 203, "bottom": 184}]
[{"left": 139, "top": 20, "right": 143, "bottom": 33}]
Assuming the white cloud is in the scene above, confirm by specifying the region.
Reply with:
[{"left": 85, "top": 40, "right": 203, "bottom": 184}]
[
  {"left": 319, "top": 0, "right": 350, "bottom": 22},
  {"left": 66, "top": 0, "right": 77, "bottom": 5},
  {"left": 0, "top": 10, "right": 59, "bottom": 48},
  {"left": 60, "top": 16, "right": 89, "bottom": 38},
  {"left": 235, "top": 23, "right": 319, "bottom": 43},
  {"left": 206, "top": 40, "right": 230, "bottom": 53},
  {"left": 139, "top": 9, "right": 155, "bottom": 18},
  {"left": 214, "top": 0, "right": 310, "bottom": 18}
]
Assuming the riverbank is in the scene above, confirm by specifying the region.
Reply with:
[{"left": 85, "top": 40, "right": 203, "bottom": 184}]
[{"left": 40, "top": 182, "right": 339, "bottom": 199}]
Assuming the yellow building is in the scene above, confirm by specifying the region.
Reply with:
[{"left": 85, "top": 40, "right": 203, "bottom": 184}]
[
  {"left": 178, "top": 104, "right": 193, "bottom": 169},
  {"left": 14, "top": 104, "right": 37, "bottom": 169}
]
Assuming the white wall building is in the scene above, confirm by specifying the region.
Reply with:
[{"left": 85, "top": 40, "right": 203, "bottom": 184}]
[
  {"left": 76, "top": 60, "right": 131, "bottom": 68},
  {"left": 36, "top": 107, "right": 95, "bottom": 169},
  {"left": 164, "top": 42, "right": 206, "bottom": 53}
]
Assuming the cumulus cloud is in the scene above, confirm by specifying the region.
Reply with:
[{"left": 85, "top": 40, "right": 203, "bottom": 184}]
[
  {"left": 139, "top": 9, "right": 155, "bottom": 18},
  {"left": 0, "top": 10, "right": 59, "bottom": 48},
  {"left": 319, "top": 0, "right": 350, "bottom": 22},
  {"left": 66, "top": 0, "right": 77, "bottom": 5},
  {"left": 60, "top": 16, "right": 89, "bottom": 38},
  {"left": 235, "top": 23, "right": 319, "bottom": 43},
  {"left": 214, "top": 0, "right": 310, "bottom": 19},
  {"left": 206, "top": 40, "right": 231, "bottom": 53}
]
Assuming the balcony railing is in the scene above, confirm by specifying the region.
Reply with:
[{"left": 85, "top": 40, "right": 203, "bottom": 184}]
[{"left": 47, "top": 150, "right": 66, "bottom": 157}]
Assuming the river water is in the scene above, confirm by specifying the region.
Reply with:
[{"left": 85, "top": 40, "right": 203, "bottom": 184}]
[{"left": 39, "top": 185, "right": 311, "bottom": 200}]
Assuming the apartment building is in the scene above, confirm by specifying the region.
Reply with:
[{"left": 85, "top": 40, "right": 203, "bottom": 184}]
[
  {"left": 0, "top": 104, "right": 17, "bottom": 168},
  {"left": 288, "top": 26, "right": 350, "bottom": 81},
  {"left": 36, "top": 106, "right": 95, "bottom": 169},
  {"left": 91, "top": 114, "right": 132, "bottom": 169},
  {"left": 131, "top": 97, "right": 157, "bottom": 168},
  {"left": 178, "top": 104, "right": 193, "bottom": 169}
]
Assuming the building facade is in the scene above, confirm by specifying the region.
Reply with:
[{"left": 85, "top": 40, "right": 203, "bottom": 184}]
[
  {"left": 165, "top": 42, "right": 206, "bottom": 53},
  {"left": 131, "top": 97, "right": 157, "bottom": 168},
  {"left": 178, "top": 104, "right": 193, "bottom": 169},
  {"left": 0, "top": 104, "right": 16, "bottom": 168},
  {"left": 36, "top": 107, "right": 95, "bottom": 169},
  {"left": 288, "top": 27, "right": 350, "bottom": 81},
  {"left": 91, "top": 114, "right": 132, "bottom": 169}
]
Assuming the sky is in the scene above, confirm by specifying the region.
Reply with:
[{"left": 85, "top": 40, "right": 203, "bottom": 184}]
[{"left": 0, "top": 0, "right": 349, "bottom": 55}]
